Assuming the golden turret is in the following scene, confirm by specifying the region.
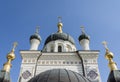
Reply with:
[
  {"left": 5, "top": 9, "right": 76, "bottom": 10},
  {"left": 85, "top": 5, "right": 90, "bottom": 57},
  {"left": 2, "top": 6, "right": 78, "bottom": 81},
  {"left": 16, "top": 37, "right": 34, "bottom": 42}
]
[
  {"left": 102, "top": 41, "right": 118, "bottom": 71},
  {"left": 3, "top": 42, "right": 18, "bottom": 72},
  {"left": 57, "top": 16, "right": 63, "bottom": 33}
]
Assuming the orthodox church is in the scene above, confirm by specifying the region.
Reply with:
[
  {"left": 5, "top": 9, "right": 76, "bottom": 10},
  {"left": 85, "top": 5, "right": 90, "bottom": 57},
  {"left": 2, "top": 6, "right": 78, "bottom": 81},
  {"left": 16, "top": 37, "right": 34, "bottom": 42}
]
[{"left": 0, "top": 18, "right": 120, "bottom": 82}]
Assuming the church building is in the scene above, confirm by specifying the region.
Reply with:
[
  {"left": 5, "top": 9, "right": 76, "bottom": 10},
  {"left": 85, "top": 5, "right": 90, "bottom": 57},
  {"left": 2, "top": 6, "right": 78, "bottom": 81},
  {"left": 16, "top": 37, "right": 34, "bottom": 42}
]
[
  {"left": 0, "top": 18, "right": 120, "bottom": 82},
  {"left": 18, "top": 18, "right": 101, "bottom": 82}
]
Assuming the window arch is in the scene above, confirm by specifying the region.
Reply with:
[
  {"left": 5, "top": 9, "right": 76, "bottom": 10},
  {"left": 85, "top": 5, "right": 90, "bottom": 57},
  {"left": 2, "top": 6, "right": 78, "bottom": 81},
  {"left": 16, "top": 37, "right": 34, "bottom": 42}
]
[{"left": 58, "top": 46, "right": 62, "bottom": 52}]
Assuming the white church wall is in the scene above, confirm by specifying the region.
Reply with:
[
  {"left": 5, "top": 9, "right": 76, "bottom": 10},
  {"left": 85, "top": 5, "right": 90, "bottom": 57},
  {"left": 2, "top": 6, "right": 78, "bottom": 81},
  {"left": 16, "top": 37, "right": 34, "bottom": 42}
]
[{"left": 78, "top": 50, "right": 101, "bottom": 82}]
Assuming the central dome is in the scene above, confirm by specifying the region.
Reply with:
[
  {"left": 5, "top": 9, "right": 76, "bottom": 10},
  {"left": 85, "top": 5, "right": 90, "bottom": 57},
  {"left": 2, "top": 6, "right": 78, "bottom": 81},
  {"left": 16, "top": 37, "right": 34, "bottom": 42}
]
[
  {"left": 28, "top": 69, "right": 90, "bottom": 82},
  {"left": 44, "top": 32, "right": 75, "bottom": 45}
]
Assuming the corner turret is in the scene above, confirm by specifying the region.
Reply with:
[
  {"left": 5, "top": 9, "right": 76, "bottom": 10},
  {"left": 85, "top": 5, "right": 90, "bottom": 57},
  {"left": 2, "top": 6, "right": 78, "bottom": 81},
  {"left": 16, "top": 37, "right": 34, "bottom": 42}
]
[
  {"left": 0, "top": 42, "right": 17, "bottom": 82},
  {"left": 78, "top": 26, "right": 90, "bottom": 50},
  {"left": 102, "top": 41, "right": 120, "bottom": 82},
  {"left": 30, "top": 27, "right": 41, "bottom": 50}
]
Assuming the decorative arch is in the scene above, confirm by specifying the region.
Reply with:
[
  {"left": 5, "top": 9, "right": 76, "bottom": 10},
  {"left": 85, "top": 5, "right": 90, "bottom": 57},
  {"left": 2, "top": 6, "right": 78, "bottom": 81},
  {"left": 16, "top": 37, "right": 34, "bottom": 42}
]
[
  {"left": 58, "top": 45, "right": 62, "bottom": 52},
  {"left": 67, "top": 44, "right": 72, "bottom": 51}
]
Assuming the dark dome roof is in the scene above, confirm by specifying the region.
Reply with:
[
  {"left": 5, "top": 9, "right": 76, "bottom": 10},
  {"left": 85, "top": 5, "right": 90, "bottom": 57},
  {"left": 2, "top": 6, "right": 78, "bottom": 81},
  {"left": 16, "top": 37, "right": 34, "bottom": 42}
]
[
  {"left": 107, "top": 70, "right": 120, "bottom": 82},
  {"left": 78, "top": 34, "right": 89, "bottom": 41},
  {"left": 30, "top": 33, "right": 41, "bottom": 41},
  {"left": 0, "top": 70, "right": 10, "bottom": 82},
  {"left": 44, "top": 33, "right": 75, "bottom": 45},
  {"left": 28, "top": 69, "right": 90, "bottom": 82}
]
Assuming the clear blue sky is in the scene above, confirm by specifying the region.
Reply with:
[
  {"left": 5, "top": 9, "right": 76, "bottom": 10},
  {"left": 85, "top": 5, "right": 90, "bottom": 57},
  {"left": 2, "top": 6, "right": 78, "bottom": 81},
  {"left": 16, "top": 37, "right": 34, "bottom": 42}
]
[{"left": 0, "top": 0, "right": 120, "bottom": 82}]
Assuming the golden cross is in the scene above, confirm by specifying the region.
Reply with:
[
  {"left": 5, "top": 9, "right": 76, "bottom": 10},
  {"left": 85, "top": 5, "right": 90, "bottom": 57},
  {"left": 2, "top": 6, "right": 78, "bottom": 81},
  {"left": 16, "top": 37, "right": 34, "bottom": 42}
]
[
  {"left": 102, "top": 41, "right": 109, "bottom": 51},
  {"left": 80, "top": 26, "right": 85, "bottom": 34},
  {"left": 36, "top": 26, "right": 40, "bottom": 34},
  {"left": 58, "top": 16, "right": 62, "bottom": 23},
  {"left": 12, "top": 42, "right": 18, "bottom": 51}
]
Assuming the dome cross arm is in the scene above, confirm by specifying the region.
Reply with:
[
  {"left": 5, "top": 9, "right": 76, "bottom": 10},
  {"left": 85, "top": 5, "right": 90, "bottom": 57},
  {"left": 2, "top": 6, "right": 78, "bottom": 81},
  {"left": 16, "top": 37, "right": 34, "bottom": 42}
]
[
  {"left": 80, "top": 26, "right": 85, "bottom": 34},
  {"left": 102, "top": 41, "right": 109, "bottom": 52},
  {"left": 12, "top": 42, "right": 18, "bottom": 51},
  {"left": 35, "top": 26, "right": 40, "bottom": 34}
]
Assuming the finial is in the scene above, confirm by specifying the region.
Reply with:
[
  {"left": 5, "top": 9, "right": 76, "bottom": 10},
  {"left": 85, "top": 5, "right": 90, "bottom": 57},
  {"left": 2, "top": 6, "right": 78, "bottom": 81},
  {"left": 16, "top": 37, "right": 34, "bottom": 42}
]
[
  {"left": 3, "top": 42, "right": 18, "bottom": 72},
  {"left": 80, "top": 26, "right": 85, "bottom": 34},
  {"left": 57, "top": 16, "right": 63, "bottom": 33},
  {"left": 58, "top": 16, "right": 62, "bottom": 23},
  {"left": 35, "top": 26, "right": 40, "bottom": 34},
  {"left": 102, "top": 41, "right": 109, "bottom": 51},
  {"left": 102, "top": 41, "right": 118, "bottom": 71},
  {"left": 12, "top": 42, "right": 18, "bottom": 51}
]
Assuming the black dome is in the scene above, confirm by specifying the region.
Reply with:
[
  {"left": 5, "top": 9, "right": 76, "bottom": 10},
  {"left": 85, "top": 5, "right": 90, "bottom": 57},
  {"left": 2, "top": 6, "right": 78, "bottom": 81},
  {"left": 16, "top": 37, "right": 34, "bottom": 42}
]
[
  {"left": 107, "top": 70, "right": 120, "bottom": 82},
  {"left": 30, "top": 33, "right": 41, "bottom": 41},
  {"left": 28, "top": 69, "right": 90, "bottom": 82},
  {"left": 44, "top": 33, "right": 75, "bottom": 45},
  {"left": 78, "top": 34, "right": 89, "bottom": 41}
]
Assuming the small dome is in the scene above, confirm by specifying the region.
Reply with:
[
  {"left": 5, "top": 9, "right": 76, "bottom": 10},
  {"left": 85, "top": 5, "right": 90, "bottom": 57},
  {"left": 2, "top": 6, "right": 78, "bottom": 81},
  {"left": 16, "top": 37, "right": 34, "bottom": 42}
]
[
  {"left": 28, "top": 69, "right": 90, "bottom": 82},
  {"left": 78, "top": 34, "right": 89, "bottom": 41},
  {"left": 44, "top": 32, "right": 75, "bottom": 45},
  {"left": 107, "top": 70, "right": 120, "bottom": 82},
  {"left": 30, "top": 33, "right": 41, "bottom": 41}
]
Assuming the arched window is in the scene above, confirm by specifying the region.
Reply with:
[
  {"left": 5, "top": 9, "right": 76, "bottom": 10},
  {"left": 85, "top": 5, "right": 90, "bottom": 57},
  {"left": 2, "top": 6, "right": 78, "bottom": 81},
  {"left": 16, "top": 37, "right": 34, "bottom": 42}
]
[{"left": 58, "top": 46, "right": 62, "bottom": 52}]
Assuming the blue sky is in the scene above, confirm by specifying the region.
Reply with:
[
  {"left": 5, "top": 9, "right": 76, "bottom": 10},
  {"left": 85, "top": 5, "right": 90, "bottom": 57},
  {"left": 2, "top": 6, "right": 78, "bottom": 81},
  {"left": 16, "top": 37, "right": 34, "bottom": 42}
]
[{"left": 0, "top": 0, "right": 120, "bottom": 82}]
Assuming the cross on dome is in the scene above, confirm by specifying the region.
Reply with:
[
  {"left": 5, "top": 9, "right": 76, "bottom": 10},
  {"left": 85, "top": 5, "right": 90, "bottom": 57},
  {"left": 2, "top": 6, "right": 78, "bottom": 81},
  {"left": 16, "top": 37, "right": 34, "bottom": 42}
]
[
  {"left": 58, "top": 16, "right": 62, "bottom": 23},
  {"left": 102, "top": 41, "right": 109, "bottom": 51},
  {"left": 35, "top": 26, "right": 40, "bottom": 34},
  {"left": 80, "top": 26, "right": 85, "bottom": 34},
  {"left": 12, "top": 42, "right": 18, "bottom": 51}
]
